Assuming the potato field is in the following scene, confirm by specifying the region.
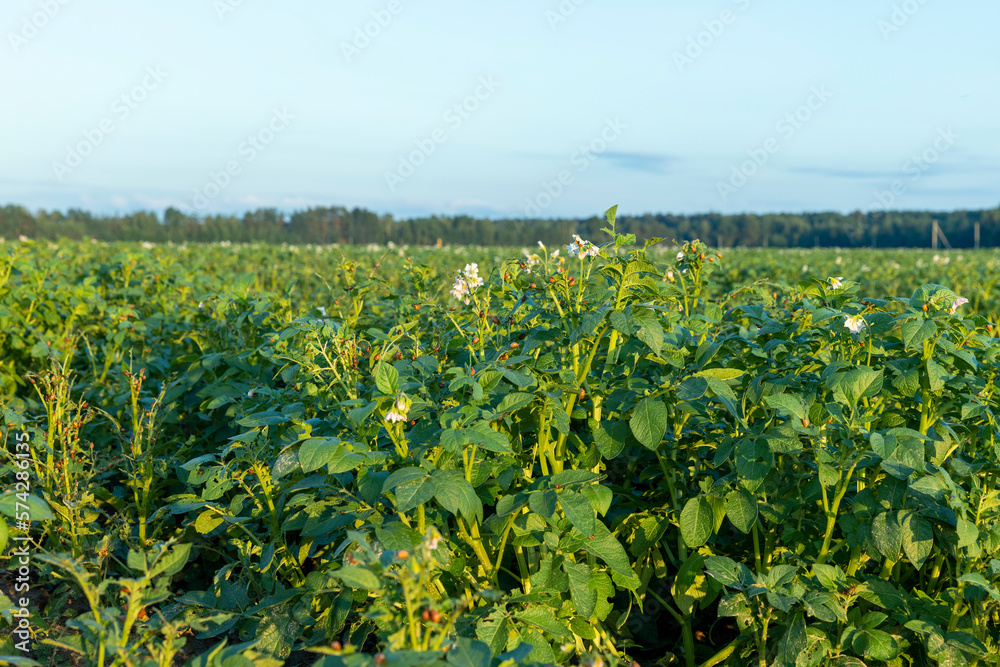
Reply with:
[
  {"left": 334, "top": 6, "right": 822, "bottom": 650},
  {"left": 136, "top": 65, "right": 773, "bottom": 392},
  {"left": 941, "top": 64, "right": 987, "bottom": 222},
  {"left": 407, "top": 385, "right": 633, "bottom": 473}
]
[{"left": 3, "top": 208, "right": 1000, "bottom": 667}]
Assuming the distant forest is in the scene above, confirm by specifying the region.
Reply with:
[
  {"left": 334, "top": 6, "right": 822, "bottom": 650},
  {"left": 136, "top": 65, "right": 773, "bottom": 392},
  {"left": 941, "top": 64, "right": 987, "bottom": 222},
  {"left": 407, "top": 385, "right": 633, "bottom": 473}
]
[{"left": 2, "top": 204, "right": 1000, "bottom": 249}]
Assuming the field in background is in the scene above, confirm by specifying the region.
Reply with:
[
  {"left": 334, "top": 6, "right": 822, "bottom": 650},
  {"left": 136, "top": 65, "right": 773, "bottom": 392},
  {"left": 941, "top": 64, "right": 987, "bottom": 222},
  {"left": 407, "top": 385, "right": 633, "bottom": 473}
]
[{"left": 2, "top": 229, "right": 1000, "bottom": 666}]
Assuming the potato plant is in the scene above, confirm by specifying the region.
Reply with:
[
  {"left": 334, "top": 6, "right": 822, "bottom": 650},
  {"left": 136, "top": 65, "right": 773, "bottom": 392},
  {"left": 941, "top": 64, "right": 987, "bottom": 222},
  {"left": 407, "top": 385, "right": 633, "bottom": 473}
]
[{"left": 0, "top": 212, "right": 999, "bottom": 666}]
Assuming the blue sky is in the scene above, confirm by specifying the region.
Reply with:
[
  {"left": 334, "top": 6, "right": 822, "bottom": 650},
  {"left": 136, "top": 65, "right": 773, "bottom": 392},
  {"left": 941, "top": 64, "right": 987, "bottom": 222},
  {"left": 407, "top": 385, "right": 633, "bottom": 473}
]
[{"left": 2, "top": 0, "right": 998, "bottom": 220}]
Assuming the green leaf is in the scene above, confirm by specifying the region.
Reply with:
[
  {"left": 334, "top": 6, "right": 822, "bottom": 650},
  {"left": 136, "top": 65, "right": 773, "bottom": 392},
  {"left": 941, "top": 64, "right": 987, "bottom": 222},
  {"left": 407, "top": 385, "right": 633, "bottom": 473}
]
[
  {"left": 476, "top": 613, "right": 511, "bottom": 657},
  {"left": 447, "top": 637, "right": 492, "bottom": 667},
  {"left": 766, "top": 564, "right": 798, "bottom": 588},
  {"left": 569, "top": 616, "right": 596, "bottom": 640},
  {"left": 631, "top": 307, "right": 663, "bottom": 356},
  {"left": 944, "top": 631, "right": 990, "bottom": 657},
  {"left": 551, "top": 404, "right": 570, "bottom": 435},
  {"left": 558, "top": 489, "right": 596, "bottom": 537},
  {"left": 904, "top": 618, "right": 942, "bottom": 637},
  {"left": 812, "top": 564, "right": 848, "bottom": 592},
  {"left": 581, "top": 484, "right": 612, "bottom": 516},
  {"left": 432, "top": 470, "right": 483, "bottom": 523},
  {"left": 467, "top": 422, "right": 514, "bottom": 454},
  {"left": 383, "top": 467, "right": 428, "bottom": 493},
  {"left": 775, "top": 611, "right": 807, "bottom": 667},
  {"left": 925, "top": 359, "right": 949, "bottom": 393},
  {"left": 852, "top": 628, "right": 897, "bottom": 661},
  {"left": 591, "top": 419, "right": 628, "bottom": 459},
  {"left": 515, "top": 627, "right": 555, "bottom": 664},
  {"left": 818, "top": 461, "right": 839, "bottom": 487},
  {"left": 902, "top": 512, "right": 933, "bottom": 568},
  {"left": 672, "top": 553, "right": 711, "bottom": 617},
  {"left": 833, "top": 366, "right": 883, "bottom": 405},
  {"left": 502, "top": 368, "right": 535, "bottom": 388},
  {"left": 236, "top": 411, "right": 289, "bottom": 427},
  {"left": 297, "top": 437, "right": 341, "bottom": 473},
  {"left": 0, "top": 492, "right": 54, "bottom": 521},
  {"left": 705, "top": 376, "right": 740, "bottom": 418},
  {"left": 327, "top": 445, "right": 366, "bottom": 474},
  {"left": 604, "top": 204, "right": 618, "bottom": 235},
  {"left": 676, "top": 376, "right": 709, "bottom": 401},
  {"left": 763, "top": 393, "right": 806, "bottom": 421},
  {"left": 956, "top": 517, "right": 979, "bottom": 549},
  {"left": 696, "top": 368, "right": 746, "bottom": 381},
  {"left": 0, "top": 518, "right": 8, "bottom": 555},
  {"left": 609, "top": 310, "right": 631, "bottom": 336},
  {"left": 859, "top": 578, "right": 907, "bottom": 610},
  {"left": 959, "top": 573, "right": 1000, "bottom": 602},
  {"left": 270, "top": 450, "right": 300, "bottom": 482},
  {"left": 830, "top": 658, "right": 868, "bottom": 667},
  {"left": 705, "top": 556, "right": 754, "bottom": 590},
  {"left": 374, "top": 521, "right": 418, "bottom": 552},
  {"left": 392, "top": 476, "right": 436, "bottom": 514},
  {"left": 334, "top": 566, "right": 380, "bottom": 591},
  {"left": 529, "top": 489, "right": 558, "bottom": 519},
  {"left": 515, "top": 605, "right": 573, "bottom": 639},
  {"left": 628, "top": 397, "right": 667, "bottom": 450},
  {"left": 564, "top": 560, "right": 597, "bottom": 619},
  {"left": 374, "top": 362, "right": 399, "bottom": 395},
  {"left": 347, "top": 401, "right": 378, "bottom": 426},
  {"left": 735, "top": 439, "right": 773, "bottom": 494},
  {"left": 871, "top": 511, "right": 904, "bottom": 561},
  {"left": 496, "top": 392, "right": 535, "bottom": 414},
  {"left": 590, "top": 571, "right": 615, "bottom": 620},
  {"left": 254, "top": 606, "right": 301, "bottom": 659},
  {"left": 580, "top": 520, "right": 639, "bottom": 587},
  {"left": 548, "top": 470, "right": 600, "bottom": 487},
  {"left": 892, "top": 369, "right": 920, "bottom": 398},
  {"left": 680, "top": 496, "right": 715, "bottom": 547},
  {"left": 902, "top": 319, "right": 937, "bottom": 350},
  {"left": 150, "top": 543, "right": 192, "bottom": 578},
  {"left": 0, "top": 655, "right": 44, "bottom": 666},
  {"left": 725, "top": 488, "right": 758, "bottom": 533}
]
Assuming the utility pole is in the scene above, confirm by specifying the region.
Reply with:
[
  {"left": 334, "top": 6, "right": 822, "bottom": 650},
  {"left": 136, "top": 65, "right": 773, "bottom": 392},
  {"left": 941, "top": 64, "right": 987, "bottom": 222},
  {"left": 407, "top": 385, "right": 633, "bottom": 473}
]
[
  {"left": 932, "top": 221, "right": 953, "bottom": 250},
  {"left": 975, "top": 222, "right": 981, "bottom": 249}
]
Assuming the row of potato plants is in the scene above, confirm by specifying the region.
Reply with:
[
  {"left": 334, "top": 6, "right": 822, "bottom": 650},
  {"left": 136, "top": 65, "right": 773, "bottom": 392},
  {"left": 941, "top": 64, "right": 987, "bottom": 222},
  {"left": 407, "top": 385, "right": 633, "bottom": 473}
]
[{"left": 0, "top": 210, "right": 999, "bottom": 666}]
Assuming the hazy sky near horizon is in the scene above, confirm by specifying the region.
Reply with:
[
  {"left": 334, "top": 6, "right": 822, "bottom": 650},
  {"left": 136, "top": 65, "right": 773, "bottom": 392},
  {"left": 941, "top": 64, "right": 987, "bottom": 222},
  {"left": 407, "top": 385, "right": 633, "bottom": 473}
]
[{"left": 1, "top": 0, "right": 998, "bottom": 220}]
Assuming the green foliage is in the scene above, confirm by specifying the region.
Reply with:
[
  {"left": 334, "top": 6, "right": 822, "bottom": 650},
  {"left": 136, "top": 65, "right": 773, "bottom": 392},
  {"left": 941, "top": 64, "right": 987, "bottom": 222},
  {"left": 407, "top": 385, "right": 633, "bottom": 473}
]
[{"left": 2, "top": 217, "right": 1000, "bottom": 666}]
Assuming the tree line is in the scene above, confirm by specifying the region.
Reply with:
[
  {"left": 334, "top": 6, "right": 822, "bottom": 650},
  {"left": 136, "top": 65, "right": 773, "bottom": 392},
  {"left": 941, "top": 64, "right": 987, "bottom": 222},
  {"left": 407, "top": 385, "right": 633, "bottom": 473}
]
[{"left": 2, "top": 204, "right": 999, "bottom": 248}]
